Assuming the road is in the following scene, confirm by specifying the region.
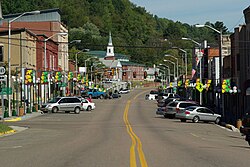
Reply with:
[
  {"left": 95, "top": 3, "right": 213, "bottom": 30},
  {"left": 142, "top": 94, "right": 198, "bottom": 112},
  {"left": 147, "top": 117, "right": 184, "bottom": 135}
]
[{"left": 0, "top": 88, "right": 250, "bottom": 167}]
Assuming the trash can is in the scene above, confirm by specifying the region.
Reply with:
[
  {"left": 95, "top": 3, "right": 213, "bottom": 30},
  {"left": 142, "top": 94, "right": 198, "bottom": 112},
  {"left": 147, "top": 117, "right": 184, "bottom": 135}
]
[{"left": 236, "top": 119, "right": 242, "bottom": 129}]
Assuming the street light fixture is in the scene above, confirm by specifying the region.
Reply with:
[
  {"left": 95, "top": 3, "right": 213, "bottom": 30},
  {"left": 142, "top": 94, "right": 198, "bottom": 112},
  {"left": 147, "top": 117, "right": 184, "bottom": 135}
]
[
  {"left": 172, "top": 47, "right": 187, "bottom": 80},
  {"left": 75, "top": 48, "right": 89, "bottom": 73},
  {"left": 165, "top": 54, "right": 179, "bottom": 78},
  {"left": 7, "top": 10, "right": 40, "bottom": 116},
  {"left": 195, "top": 24, "right": 223, "bottom": 115},
  {"left": 43, "top": 32, "right": 67, "bottom": 102},
  {"left": 159, "top": 64, "right": 171, "bottom": 83},
  {"left": 164, "top": 59, "right": 176, "bottom": 80}
]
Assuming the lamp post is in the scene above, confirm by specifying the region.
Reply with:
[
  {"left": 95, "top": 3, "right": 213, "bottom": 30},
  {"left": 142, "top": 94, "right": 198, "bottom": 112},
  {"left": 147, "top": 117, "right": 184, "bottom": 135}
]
[
  {"left": 195, "top": 24, "right": 223, "bottom": 115},
  {"left": 43, "top": 32, "right": 67, "bottom": 102},
  {"left": 165, "top": 54, "right": 179, "bottom": 79},
  {"left": 159, "top": 64, "right": 171, "bottom": 83},
  {"left": 172, "top": 47, "right": 188, "bottom": 80},
  {"left": 164, "top": 59, "right": 176, "bottom": 80},
  {"left": 8, "top": 10, "right": 40, "bottom": 116},
  {"left": 182, "top": 37, "right": 203, "bottom": 105},
  {"left": 75, "top": 48, "right": 89, "bottom": 73}
]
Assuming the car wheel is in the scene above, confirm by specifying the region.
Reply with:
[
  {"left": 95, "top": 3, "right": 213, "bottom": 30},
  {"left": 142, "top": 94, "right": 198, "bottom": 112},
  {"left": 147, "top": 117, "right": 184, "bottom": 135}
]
[
  {"left": 74, "top": 107, "right": 80, "bottom": 114},
  {"left": 87, "top": 106, "right": 92, "bottom": 111},
  {"left": 164, "top": 114, "right": 168, "bottom": 118},
  {"left": 99, "top": 95, "right": 104, "bottom": 99},
  {"left": 180, "top": 119, "right": 186, "bottom": 122},
  {"left": 52, "top": 107, "right": 58, "bottom": 113},
  {"left": 215, "top": 117, "right": 220, "bottom": 124},
  {"left": 192, "top": 116, "right": 199, "bottom": 123}
]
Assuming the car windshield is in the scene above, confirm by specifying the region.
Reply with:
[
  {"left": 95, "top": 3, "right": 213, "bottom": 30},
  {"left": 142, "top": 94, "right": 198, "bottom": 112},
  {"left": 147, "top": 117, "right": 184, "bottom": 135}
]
[
  {"left": 48, "top": 97, "right": 61, "bottom": 103},
  {"left": 150, "top": 90, "right": 158, "bottom": 94}
]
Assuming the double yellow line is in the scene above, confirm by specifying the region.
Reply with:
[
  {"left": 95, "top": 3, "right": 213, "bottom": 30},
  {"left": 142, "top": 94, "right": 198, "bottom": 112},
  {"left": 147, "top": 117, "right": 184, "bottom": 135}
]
[{"left": 123, "top": 100, "right": 148, "bottom": 167}]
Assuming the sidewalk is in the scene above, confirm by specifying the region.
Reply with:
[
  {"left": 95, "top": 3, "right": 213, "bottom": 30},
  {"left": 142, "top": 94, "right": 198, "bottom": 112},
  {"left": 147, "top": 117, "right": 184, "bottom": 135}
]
[{"left": 0, "top": 108, "right": 43, "bottom": 122}]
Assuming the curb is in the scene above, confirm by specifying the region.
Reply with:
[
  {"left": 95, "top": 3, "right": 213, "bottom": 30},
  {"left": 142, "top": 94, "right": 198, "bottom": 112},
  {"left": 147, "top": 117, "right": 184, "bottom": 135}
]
[
  {"left": 0, "top": 129, "right": 16, "bottom": 136},
  {"left": 225, "top": 124, "right": 240, "bottom": 132}
]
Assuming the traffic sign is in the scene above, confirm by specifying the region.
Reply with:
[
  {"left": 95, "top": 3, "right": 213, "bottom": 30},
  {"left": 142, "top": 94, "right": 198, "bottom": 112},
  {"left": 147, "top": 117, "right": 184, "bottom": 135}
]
[
  {"left": 0, "top": 87, "right": 12, "bottom": 95},
  {"left": 0, "top": 75, "right": 6, "bottom": 81},
  {"left": 0, "top": 67, "right": 5, "bottom": 75},
  {"left": 196, "top": 51, "right": 203, "bottom": 61}
]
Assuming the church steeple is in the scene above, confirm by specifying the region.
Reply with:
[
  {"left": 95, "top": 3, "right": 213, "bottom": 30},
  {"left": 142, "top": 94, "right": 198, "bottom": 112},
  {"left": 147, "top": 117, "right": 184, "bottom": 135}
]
[{"left": 105, "top": 31, "right": 115, "bottom": 60}]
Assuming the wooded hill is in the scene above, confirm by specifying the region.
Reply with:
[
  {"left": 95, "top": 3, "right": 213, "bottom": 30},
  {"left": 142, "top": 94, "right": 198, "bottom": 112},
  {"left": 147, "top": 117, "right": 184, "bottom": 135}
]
[{"left": 2, "top": 0, "right": 229, "bottom": 68}]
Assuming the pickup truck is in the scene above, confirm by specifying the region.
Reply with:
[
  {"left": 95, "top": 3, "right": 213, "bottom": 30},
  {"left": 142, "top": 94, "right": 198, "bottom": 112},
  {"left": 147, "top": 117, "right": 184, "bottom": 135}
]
[{"left": 87, "top": 89, "right": 106, "bottom": 99}]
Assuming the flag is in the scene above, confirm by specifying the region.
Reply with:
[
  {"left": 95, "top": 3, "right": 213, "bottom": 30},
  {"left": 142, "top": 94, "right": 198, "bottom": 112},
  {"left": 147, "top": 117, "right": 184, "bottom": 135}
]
[{"left": 192, "top": 69, "right": 196, "bottom": 79}]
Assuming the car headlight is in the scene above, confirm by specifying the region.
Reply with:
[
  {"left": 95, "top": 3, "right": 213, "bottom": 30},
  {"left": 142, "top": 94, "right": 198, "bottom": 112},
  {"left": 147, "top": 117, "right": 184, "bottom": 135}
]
[{"left": 47, "top": 104, "right": 52, "bottom": 108}]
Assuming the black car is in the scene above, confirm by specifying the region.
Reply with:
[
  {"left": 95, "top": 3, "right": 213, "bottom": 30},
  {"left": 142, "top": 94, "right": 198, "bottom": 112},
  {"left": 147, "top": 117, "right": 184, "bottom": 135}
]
[{"left": 112, "top": 93, "right": 121, "bottom": 99}]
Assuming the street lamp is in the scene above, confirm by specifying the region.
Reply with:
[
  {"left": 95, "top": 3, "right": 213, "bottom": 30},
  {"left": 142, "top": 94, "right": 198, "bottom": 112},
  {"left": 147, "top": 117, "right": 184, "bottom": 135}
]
[
  {"left": 164, "top": 59, "right": 176, "bottom": 80},
  {"left": 75, "top": 49, "right": 89, "bottom": 73},
  {"left": 43, "top": 32, "right": 67, "bottom": 102},
  {"left": 195, "top": 24, "right": 223, "bottom": 115},
  {"left": 7, "top": 10, "right": 40, "bottom": 116},
  {"left": 165, "top": 54, "right": 179, "bottom": 78},
  {"left": 159, "top": 64, "right": 171, "bottom": 83},
  {"left": 182, "top": 37, "right": 203, "bottom": 105},
  {"left": 172, "top": 47, "right": 187, "bottom": 80}
]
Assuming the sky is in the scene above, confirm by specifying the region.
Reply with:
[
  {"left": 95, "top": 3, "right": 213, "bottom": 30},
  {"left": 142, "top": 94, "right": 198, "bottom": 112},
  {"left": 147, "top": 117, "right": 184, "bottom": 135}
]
[{"left": 130, "top": 0, "right": 250, "bottom": 32}]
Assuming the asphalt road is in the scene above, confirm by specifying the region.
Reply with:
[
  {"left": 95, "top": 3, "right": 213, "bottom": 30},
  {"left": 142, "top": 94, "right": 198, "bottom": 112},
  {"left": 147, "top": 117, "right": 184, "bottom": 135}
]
[{"left": 0, "top": 88, "right": 250, "bottom": 167}]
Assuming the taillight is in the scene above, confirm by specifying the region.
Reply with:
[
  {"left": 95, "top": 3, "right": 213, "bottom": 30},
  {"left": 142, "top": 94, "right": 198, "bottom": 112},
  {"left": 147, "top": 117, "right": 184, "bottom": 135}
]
[
  {"left": 185, "top": 111, "right": 190, "bottom": 115},
  {"left": 81, "top": 103, "right": 83, "bottom": 106},
  {"left": 176, "top": 108, "right": 180, "bottom": 111}
]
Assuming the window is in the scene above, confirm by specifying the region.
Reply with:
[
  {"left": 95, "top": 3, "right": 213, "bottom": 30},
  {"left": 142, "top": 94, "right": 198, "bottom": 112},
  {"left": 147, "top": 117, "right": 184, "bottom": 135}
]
[{"left": 59, "top": 98, "right": 68, "bottom": 103}]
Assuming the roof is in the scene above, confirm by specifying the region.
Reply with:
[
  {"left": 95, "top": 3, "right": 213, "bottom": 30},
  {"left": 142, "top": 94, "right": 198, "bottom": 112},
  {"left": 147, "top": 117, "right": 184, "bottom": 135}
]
[
  {"left": 0, "top": 28, "right": 37, "bottom": 38},
  {"left": 120, "top": 61, "right": 145, "bottom": 67},
  {"left": 3, "top": 8, "right": 61, "bottom": 19},
  {"left": 86, "top": 51, "right": 129, "bottom": 61}
]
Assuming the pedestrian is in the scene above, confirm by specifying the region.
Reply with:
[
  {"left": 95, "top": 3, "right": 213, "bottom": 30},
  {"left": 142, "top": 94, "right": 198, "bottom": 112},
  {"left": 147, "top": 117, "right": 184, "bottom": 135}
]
[
  {"left": 25, "top": 99, "right": 29, "bottom": 107},
  {"left": 87, "top": 96, "right": 92, "bottom": 102}
]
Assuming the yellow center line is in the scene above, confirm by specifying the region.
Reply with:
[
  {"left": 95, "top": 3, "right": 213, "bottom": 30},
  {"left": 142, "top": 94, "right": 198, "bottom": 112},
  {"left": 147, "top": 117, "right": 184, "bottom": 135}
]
[{"left": 123, "top": 89, "right": 149, "bottom": 167}]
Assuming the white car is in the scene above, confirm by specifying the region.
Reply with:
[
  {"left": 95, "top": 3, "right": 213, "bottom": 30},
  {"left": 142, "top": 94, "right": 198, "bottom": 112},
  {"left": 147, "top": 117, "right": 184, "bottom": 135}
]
[
  {"left": 119, "top": 88, "right": 130, "bottom": 94},
  {"left": 148, "top": 90, "right": 159, "bottom": 100},
  {"left": 81, "top": 99, "right": 95, "bottom": 111}
]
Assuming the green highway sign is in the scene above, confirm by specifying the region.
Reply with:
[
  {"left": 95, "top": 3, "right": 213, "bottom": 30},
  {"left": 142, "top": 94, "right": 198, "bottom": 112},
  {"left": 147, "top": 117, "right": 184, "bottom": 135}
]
[{"left": 0, "top": 87, "right": 12, "bottom": 95}]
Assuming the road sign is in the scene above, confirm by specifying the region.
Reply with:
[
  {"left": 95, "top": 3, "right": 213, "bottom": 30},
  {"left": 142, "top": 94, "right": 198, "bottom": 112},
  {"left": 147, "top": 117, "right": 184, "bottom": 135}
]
[
  {"left": 0, "top": 87, "right": 12, "bottom": 95},
  {"left": 0, "top": 75, "right": 6, "bottom": 81},
  {"left": 196, "top": 51, "right": 203, "bottom": 61},
  {"left": 0, "top": 67, "right": 5, "bottom": 75}
]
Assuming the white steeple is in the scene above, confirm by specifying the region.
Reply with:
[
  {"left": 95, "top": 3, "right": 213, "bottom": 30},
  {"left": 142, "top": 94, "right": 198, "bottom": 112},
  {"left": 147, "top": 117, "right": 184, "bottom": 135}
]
[{"left": 105, "top": 31, "right": 114, "bottom": 58}]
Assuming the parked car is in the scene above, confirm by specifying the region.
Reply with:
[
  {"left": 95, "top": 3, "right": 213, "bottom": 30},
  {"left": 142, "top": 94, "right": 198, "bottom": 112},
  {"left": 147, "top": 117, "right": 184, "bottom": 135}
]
[
  {"left": 40, "top": 97, "right": 83, "bottom": 114},
  {"left": 111, "top": 93, "right": 121, "bottom": 99},
  {"left": 81, "top": 98, "right": 95, "bottom": 111},
  {"left": 148, "top": 90, "right": 159, "bottom": 100},
  {"left": 119, "top": 88, "right": 130, "bottom": 94},
  {"left": 157, "top": 93, "right": 180, "bottom": 102},
  {"left": 176, "top": 106, "right": 221, "bottom": 123},
  {"left": 163, "top": 101, "right": 199, "bottom": 118},
  {"left": 156, "top": 98, "right": 181, "bottom": 116},
  {"left": 87, "top": 89, "right": 107, "bottom": 99}
]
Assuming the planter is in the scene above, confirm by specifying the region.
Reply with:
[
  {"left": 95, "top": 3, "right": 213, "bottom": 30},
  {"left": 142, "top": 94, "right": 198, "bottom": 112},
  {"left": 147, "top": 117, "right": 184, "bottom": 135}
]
[
  {"left": 19, "top": 107, "right": 24, "bottom": 116},
  {"left": 35, "top": 104, "right": 38, "bottom": 112}
]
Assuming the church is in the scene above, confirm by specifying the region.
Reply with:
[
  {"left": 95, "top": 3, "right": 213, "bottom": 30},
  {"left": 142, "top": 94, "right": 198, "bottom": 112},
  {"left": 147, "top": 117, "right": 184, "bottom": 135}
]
[{"left": 85, "top": 32, "right": 145, "bottom": 82}]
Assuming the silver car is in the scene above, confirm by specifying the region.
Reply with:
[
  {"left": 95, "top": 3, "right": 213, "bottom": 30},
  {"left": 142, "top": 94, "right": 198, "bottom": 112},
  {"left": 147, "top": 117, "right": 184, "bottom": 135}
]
[
  {"left": 41, "top": 97, "right": 83, "bottom": 114},
  {"left": 175, "top": 106, "right": 221, "bottom": 124},
  {"left": 163, "top": 101, "right": 199, "bottom": 118}
]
